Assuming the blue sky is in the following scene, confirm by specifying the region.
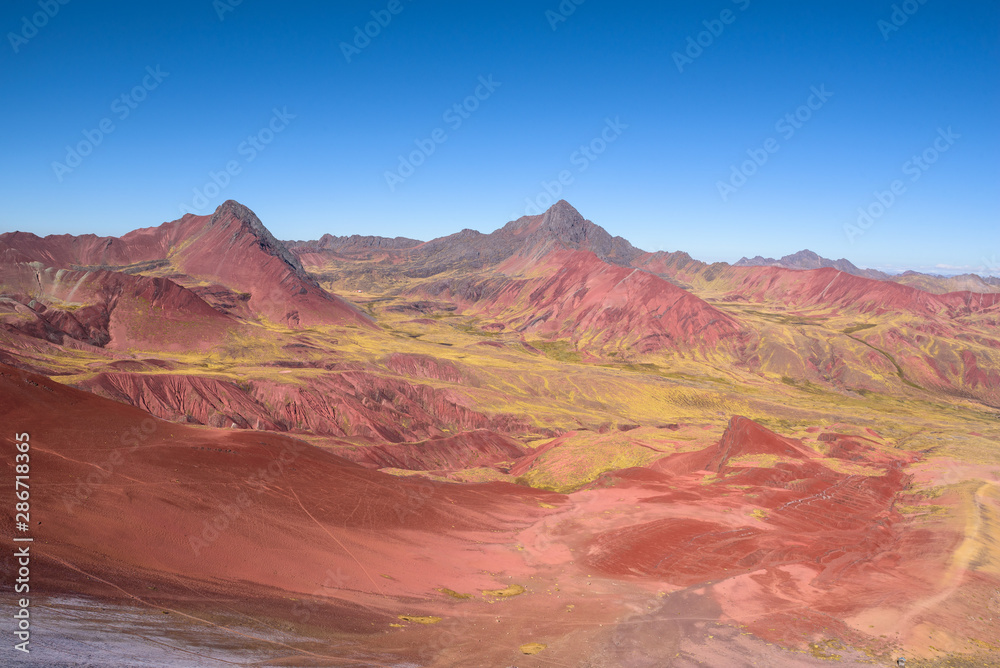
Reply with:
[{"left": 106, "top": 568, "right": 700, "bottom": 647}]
[{"left": 1, "top": 0, "right": 997, "bottom": 275}]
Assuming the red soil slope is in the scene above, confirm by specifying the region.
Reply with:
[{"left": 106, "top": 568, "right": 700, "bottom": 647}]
[
  {"left": 0, "top": 262, "right": 233, "bottom": 350},
  {"left": 706, "top": 415, "right": 818, "bottom": 471},
  {"left": 417, "top": 248, "right": 742, "bottom": 353},
  {"left": 651, "top": 262, "right": 1000, "bottom": 319},
  {"left": 635, "top": 249, "right": 1000, "bottom": 314},
  {"left": 0, "top": 362, "right": 560, "bottom": 629},
  {"left": 722, "top": 266, "right": 953, "bottom": 315},
  {"left": 349, "top": 429, "right": 527, "bottom": 470},
  {"left": 583, "top": 416, "right": 932, "bottom": 644},
  {"left": 77, "top": 369, "right": 529, "bottom": 442}
]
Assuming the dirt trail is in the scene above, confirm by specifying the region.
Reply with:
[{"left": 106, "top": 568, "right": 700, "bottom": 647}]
[{"left": 897, "top": 482, "right": 998, "bottom": 634}]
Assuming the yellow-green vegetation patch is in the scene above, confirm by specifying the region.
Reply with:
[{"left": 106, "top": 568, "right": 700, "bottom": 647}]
[
  {"left": 727, "top": 453, "right": 785, "bottom": 468},
  {"left": 970, "top": 638, "right": 1000, "bottom": 652},
  {"left": 528, "top": 339, "right": 582, "bottom": 363},
  {"left": 445, "top": 467, "right": 514, "bottom": 484},
  {"left": 482, "top": 584, "right": 525, "bottom": 598},
  {"left": 520, "top": 642, "right": 547, "bottom": 654},
  {"left": 398, "top": 615, "right": 442, "bottom": 624},
  {"left": 515, "top": 428, "right": 689, "bottom": 493},
  {"left": 821, "top": 458, "right": 884, "bottom": 477},
  {"left": 378, "top": 468, "right": 451, "bottom": 483},
  {"left": 437, "top": 587, "right": 472, "bottom": 599},
  {"left": 895, "top": 503, "right": 946, "bottom": 517},
  {"left": 908, "top": 430, "right": 1000, "bottom": 467},
  {"left": 808, "top": 639, "right": 843, "bottom": 660},
  {"left": 749, "top": 508, "right": 768, "bottom": 520}
]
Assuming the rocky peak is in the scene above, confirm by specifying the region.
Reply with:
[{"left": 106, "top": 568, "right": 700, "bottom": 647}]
[
  {"left": 525, "top": 200, "right": 640, "bottom": 266},
  {"left": 210, "top": 200, "right": 307, "bottom": 279},
  {"left": 539, "top": 200, "right": 588, "bottom": 239}
]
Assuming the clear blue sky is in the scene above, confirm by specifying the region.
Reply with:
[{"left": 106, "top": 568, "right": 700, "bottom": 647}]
[{"left": 1, "top": 0, "right": 997, "bottom": 275}]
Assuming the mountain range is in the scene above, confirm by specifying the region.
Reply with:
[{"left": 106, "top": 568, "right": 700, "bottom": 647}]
[{"left": 1, "top": 200, "right": 998, "bottom": 665}]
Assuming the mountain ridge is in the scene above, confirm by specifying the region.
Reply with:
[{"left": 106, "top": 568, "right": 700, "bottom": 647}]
[
  {"left": 734, "top": 249, "right": 888, "bottom": 280},
  {"left": 0, "top": 200, "right": 372, "bottom": 329},
  {"left": 281, "top": 203, "right": 997, "bottom": 293}
]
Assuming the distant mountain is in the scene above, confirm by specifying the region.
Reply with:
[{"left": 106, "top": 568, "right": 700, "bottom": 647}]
[
  {"left": 289, "top": 233, "right": 423, "bottom": 253},
  {"left": 734, "top": 249, "right": 889, "bottom": 280},
  {"left": 284, "top": 201, "right": 740, "bottom": 354},
  {"left": 497, "top": 199, "right": 643, "bottom": 266},
  {"left": 284, "top": 196, "right": 1000, "bottom": 403},
  {"left": 289, "top": 207, "right": 1000, "bottom": 301},
  {"left": 730, "top": 249, "right": 1000, "bottom": 293},
  {"left": 4, "top": 196, "right": 1000, "bottom": 412},
  {"left": 282, "top": 201, "right": 1000, "bottom": 335},
  {"left": 891, "top": 271, "right": 1000, "bottom": 295},
  {"left": 285, "top": 200, "right": 643, "bottom": 277}
]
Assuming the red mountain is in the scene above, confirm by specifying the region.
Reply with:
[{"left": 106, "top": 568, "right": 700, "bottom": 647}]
[
  {"left": 0, "top": 262, "right": 233, "bottom": 351},
  {"left": 415, "top": 247, "right": 742, "bottom": 353},
  {"left": 1, "top": 201, "right": 370, "bottom": 329},
  {"left": 286, "top": 201, "right": 742, "bottom": 353}
]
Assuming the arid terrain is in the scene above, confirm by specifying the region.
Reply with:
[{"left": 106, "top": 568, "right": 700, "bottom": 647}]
[{"left": 2, "top": 200, "right": 999, "bottom": 667}]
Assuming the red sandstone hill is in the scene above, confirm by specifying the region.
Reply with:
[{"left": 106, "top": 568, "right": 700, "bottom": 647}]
[
  {"left": 635, "top": 256, "right": 1000, "bottom": 319},
  {"left": 706, "top": 415, "right": 818, "bottom": 472},
  {"left": 2, "top": 200, "right": 996, "bottom": 663},
  {"left": 349, "top": 429, "right": 528, "bottom": 471},
  {"left": 413, "top": 247, "right": 742, "bottom": 353},
  {"left": 647, "top": 416, "right": 819, "bottom": 477},
  {"left": 76, "top": 368, "right": 529, "bottom": 442},
  {"left": 0, "top": 262, "right": 233, "bottom": 351},
  {"left": 0, "top": 201, "right": 370, "bottom": 329},
  {"left": 590, "top": 415, "right": 916, "bottom": 594},
  {"left": 717, "top": 266, "right": 999, "bottom": 317}
]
